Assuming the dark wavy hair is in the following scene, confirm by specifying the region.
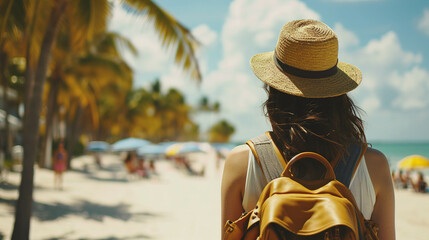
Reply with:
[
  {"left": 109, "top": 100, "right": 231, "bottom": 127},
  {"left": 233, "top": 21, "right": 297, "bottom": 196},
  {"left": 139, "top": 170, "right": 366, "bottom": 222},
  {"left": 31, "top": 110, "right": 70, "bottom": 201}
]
[{"left": 263, "top": 84, "right": 366, "bottom": 168}]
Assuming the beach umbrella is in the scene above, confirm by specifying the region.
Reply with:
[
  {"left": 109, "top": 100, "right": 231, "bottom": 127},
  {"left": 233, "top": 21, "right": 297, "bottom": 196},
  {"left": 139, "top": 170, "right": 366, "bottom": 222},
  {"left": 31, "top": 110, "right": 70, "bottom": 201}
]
[
  {"left": 137, "top": 144, "right": 168, "bottom": 156},
  {"left": 86, "top": 141, "right": 110, "bottom": 152},
  {"left": 165, "top": 142, "right": 208, "bottom": 156},
  {"left": 397, "top": 155, "right": 429, "bottom": 170},
  {"left": 111, "top": 138, "right": 151, "bottom": 151}
]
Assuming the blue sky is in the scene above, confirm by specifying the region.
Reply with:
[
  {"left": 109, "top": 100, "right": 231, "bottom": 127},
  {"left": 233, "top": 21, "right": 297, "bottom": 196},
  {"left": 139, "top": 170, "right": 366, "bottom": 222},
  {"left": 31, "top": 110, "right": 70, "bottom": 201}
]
[{"left": 109, "top": 0, "right": 429, "bottom": 142}]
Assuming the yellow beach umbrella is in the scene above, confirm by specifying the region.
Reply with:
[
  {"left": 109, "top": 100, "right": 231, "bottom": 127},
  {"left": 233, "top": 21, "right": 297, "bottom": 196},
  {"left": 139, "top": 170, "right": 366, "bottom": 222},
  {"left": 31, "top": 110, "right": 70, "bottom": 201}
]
[
  {"left": 166, "top": 143, "right": 185, "bottom": 157},
  {"left": 397, "top": 155, "right": 429, "bottom": 170}
]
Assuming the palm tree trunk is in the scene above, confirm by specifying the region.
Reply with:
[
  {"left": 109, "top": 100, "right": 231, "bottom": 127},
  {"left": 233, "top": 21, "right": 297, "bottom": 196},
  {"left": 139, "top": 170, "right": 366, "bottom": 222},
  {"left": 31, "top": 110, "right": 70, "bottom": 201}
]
[
  {"left": 39, "top": 76, "right": 60, "bottom": 168},
  {"left": 12, "top": 1, "right": 68, "bottom": 239},
  {"left": 23, "top": 0, "right": 41, "bottom": 118},
  {"left": 66, "top": 103, "right": 85, "bottom": 169}
]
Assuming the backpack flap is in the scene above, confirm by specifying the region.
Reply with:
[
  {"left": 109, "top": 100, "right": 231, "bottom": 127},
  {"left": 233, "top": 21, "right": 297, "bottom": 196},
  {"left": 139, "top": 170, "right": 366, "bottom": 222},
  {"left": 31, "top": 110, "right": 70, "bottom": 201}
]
[{"left": 256, "top": 178, "right": 360, "bottom": 240}]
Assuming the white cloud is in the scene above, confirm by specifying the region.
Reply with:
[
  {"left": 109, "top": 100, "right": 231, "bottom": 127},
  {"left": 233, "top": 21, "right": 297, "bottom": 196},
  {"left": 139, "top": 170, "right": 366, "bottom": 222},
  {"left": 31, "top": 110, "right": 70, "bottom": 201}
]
[
  {"left": 418, "top": 9, "right": 429, "bottom": 36},
  {"left": 390, "top": 67, "right": 429, "bottom": 110},
  {"left": 359, "top": 94, "right": 381, "bottom": 114},
  {"left": 337, "top": 27, "right": 424, "bottom": 115},
  {"left": 192, "top": 24, "right": 218, "bottom": 47},
  {"left": 360, "top": 32, "right": 422, "bottom": 68}
]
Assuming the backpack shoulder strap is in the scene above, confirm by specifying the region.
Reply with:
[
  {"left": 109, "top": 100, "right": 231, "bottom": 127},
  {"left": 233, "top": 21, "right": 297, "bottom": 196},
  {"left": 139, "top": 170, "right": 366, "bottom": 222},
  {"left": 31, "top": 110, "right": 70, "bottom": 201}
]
[
  {"left": 246, "top": 133, "right": 284, "bottom": 183},
  {"left": 334, "top": 143, "right": 368, "bottom": 187}
]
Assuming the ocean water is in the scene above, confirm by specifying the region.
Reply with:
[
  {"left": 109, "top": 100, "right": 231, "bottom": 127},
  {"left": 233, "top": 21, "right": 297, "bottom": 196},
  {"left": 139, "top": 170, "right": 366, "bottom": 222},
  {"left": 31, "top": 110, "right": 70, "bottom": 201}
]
[{"left": 369, "top": 141, "right": 429, "bottom": 171}]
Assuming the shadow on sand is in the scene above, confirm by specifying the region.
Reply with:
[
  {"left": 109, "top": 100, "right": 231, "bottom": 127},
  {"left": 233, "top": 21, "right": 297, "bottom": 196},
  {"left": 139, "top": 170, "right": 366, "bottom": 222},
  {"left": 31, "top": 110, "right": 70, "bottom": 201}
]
[
  {"left": 0, "top": 181, "right": 47, "bottom": 192},
  {"left": 45, "top": 232, "right": 152, "bottom": 240},
  {"left": 0, "top": 197, "right": 160, "bottom": 222}
]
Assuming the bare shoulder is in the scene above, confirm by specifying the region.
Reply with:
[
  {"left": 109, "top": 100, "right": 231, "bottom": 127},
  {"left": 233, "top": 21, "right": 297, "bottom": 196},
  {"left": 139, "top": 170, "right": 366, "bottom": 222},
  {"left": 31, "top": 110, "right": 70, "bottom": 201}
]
[
  {"left": 364, "top": 147, "right": 392, "bottom": 192},
  {"left": 222, "top": 144, "right": 250, "bottom": 194},
  {"left": 365, "top": 147, "right": 389, "bottom": 168},
  {"left": 223, "top": 145, "right": 250, "bottom": 177},
  {"left": 226, "top": 144, "right": 250, "bottom": 165}
]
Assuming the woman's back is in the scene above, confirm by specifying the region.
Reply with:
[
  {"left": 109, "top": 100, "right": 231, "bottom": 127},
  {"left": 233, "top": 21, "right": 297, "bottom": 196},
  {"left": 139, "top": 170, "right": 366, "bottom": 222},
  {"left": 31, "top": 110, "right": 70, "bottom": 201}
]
[{"left": 221, "top": 19, "right": 395, "bottom": 239}]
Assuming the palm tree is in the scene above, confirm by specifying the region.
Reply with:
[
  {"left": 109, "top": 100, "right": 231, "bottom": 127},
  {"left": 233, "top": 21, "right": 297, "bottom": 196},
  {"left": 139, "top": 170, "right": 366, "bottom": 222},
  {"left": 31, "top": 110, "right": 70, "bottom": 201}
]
[
  {"left": 6, "top": 1, "right": 203, "bottom": 239},
  {"left": 63, "top": 33, "right": 135, "bottom": 160},
  {"left": 39, "top": 30, "right": 136, "bottom": 168},
  {"left": 108, "top": 80, "right": 199, "bottom": 143},
  {"left": 208, "top": 120, "right": 236, "bottom": 143}
]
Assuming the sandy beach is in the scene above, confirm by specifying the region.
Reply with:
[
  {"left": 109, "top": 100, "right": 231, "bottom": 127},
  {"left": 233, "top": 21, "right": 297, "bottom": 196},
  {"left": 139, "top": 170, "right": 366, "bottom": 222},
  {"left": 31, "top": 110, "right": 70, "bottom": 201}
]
[{"left": 0, "top": 153, "right": 428, "bottom": 240}]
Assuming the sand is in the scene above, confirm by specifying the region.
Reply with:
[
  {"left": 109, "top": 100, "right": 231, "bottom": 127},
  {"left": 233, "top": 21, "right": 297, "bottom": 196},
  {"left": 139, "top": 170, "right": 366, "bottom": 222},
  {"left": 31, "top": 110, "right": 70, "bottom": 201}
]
[{"left": 0, "top": 153, "right": 428, "bottom": 240}]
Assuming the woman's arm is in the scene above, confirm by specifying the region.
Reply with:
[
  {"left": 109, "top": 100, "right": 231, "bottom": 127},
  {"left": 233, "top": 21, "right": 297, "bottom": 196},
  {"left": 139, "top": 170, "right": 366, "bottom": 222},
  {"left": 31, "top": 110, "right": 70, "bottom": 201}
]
[
  {"left": 366, "top": 148, "right": 396, "bottom": 240},
  {"left": 221, "top": 145, "right": 249, "bottom": 238}
]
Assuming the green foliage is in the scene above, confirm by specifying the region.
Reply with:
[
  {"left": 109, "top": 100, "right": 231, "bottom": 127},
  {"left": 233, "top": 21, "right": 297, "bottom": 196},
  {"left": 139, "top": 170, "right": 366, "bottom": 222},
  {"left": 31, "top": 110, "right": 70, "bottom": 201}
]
[
  {"left": 96, "top": 79, "right": 199, "bottom": 143},
  {"left": 209, "top": 120, "right": 235, "bottom": 143},
  {"left": 197, "top": 95, "right": 220, "bottom": 112}
]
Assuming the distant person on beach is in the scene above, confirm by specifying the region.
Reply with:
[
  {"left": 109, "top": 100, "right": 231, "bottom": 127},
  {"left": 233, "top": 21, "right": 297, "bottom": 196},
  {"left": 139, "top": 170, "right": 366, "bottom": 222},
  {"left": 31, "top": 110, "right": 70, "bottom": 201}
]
[
  {"left": 95, "top": 152, "right": 102, "bottom": 168},
  {"left": 393, "top": 169, "right": 408, "bottom": 189},
  {"left": 221, "top": 19, "right": 395, "bottom": 239},
  {"left": 148, "top": 159, "right": 157, "bottom": 175},
  {"left": 53, "top": 142, "right": 68, "bottom": 189},
  {"left": 413, "top": 172, "right": 427, "bottom": 193},
  {"left": 124, "top": 152, "right": 145, "bottom": 178},
  {"left": 137, "top": 156, "right": 148, "bottom": 178},
  {"left": 401, "top": 170, "right": 411, "bottom": 189}
]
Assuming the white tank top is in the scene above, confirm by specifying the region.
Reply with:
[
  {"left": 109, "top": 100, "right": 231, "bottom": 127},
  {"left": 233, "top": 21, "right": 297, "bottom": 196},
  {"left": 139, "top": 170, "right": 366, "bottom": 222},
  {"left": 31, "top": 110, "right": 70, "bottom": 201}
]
[{"left": 242, "top": 145, "right": 376, "bottom": 220}]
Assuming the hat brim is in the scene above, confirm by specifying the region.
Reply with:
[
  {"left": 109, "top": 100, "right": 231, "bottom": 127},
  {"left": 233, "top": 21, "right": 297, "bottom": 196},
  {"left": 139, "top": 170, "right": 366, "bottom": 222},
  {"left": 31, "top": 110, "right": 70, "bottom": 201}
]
[{"left": 250, "top": 51, "right": 362, "bottom": 98}]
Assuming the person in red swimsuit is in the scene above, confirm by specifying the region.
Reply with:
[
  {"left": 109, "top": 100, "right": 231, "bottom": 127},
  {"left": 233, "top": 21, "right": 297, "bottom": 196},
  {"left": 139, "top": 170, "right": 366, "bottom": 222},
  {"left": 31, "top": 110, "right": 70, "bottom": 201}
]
[{"left": 53, "top": 142, "right": 68, "bottom": 189}]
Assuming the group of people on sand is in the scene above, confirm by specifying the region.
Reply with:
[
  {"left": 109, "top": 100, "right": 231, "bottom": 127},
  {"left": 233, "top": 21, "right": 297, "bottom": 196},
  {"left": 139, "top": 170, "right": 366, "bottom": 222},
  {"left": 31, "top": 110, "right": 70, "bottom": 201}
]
[
  {"left": 124, "top": 152, "right": 156, "bottom": 179},
  {"left": 393, "top": 169, "right": 428, "bottom": 193}
]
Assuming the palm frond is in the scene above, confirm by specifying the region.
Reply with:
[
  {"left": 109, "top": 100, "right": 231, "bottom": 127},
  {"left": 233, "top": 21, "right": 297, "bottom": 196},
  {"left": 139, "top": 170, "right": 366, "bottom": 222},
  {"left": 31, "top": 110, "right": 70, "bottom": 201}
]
[
  {"left": 67, "top": 0, "right": 111, "bottom": 51},
  {"left": 107, "top": 32, "right": 138, "bottom": 56},
  {"left": 76, "top": 54, "right": 128, "bottom": 77},
  {"left": 93, "top": 32, "right": 138, "bottom": 57},
  {"left": 122, "top": 0, "right": 202, "bottom": 82},
  {"left": 0, "top": 0, "right": 27, "bottom": 45}
]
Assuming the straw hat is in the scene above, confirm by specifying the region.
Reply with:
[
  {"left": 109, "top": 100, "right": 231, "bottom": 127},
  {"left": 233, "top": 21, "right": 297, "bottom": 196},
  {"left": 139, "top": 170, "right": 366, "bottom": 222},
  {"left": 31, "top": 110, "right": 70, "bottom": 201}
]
[{"left": 250, "top": 19, "right": 362, "bottom": 98}]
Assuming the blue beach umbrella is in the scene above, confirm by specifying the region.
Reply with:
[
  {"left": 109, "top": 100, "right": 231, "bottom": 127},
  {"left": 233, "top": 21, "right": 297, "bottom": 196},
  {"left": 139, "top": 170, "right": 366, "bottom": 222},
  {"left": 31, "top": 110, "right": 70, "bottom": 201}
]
[
  {"left": 137, "top": 144, "right": 168, "bottom": 156},
  {"left": 87, "top": 141, "right": 110, "bottom": 152},
  {"left": 111, "top": 138, "right": 151, "bottom": 151}
]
